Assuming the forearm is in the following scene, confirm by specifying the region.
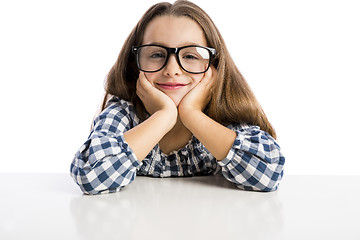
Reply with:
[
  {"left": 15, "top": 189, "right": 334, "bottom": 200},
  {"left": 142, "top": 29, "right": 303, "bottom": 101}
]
[
  {"left": 180, "top": 110, "right": 237, "bottom": 160},
  {"left": 124, "top": 109, "right": 177, "bottom": 161}
]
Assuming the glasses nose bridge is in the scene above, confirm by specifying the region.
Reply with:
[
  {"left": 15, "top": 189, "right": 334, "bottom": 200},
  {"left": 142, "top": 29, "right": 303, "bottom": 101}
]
[
  {"left": 165, "top": 47, "right": 181, "bottom": 67},
  {"left": 167, "top": 47, "right": 179, "bottom": 55},
  {"left": 166, "top": 47, "right": 180, "bottom": 62}
]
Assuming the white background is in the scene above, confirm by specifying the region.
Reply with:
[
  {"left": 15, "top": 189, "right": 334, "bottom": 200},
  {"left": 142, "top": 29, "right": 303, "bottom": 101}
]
[{"left": 0, "top": 0, "right": 359, "bottom": 174}]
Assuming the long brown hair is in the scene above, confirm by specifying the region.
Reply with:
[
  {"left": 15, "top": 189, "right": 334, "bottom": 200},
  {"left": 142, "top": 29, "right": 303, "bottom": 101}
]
[{"left": 101, "top": 0, "right": 277, "bottom": 139}]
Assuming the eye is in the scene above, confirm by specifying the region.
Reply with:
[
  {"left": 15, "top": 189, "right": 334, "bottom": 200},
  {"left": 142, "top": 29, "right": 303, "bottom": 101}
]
[
  {"left": 182, "top": 54, "right": 199, "bottom": 60},
  {"left": 149, "top": 52, "right": 166, "bottom": 59}
]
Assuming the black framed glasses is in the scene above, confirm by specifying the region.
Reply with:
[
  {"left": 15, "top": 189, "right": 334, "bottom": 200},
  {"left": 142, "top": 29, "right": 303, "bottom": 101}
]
[{"left": 132, "top": 44, "right": 216, "bottom": 74}]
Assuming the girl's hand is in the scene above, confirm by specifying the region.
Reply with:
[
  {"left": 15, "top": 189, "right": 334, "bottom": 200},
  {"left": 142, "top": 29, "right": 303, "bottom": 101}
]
[
  {"left": 178, "top": 66, "right": 217, "bottom": 115},
  {"left": 136, "top": 72, "right": 177, "bottom": 116}
]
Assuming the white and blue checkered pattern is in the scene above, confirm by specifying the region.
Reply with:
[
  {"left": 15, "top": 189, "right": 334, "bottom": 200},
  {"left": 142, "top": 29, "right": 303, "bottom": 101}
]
[{"left": 70, "top": 97, "right": 285, "bottom": 194}]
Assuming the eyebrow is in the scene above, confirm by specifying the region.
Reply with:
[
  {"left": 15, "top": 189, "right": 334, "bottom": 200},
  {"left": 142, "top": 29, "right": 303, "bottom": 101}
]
[{"left": 144, "top": 41, "right": 206, "bottom": 47}]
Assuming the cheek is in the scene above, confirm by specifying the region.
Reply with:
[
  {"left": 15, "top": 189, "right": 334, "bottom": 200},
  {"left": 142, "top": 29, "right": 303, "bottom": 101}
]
[
  {"left": 190, "top": 73, "right": 204, "bottom": 85},
  {"left": 144, "top": 72, "right": 159, "bottom": 85}
]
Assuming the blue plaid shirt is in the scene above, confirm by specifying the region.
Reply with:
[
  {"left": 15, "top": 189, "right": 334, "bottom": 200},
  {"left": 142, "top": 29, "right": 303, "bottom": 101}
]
[{"left": 70, "top": 97, "right": 285, "bottom": 195}]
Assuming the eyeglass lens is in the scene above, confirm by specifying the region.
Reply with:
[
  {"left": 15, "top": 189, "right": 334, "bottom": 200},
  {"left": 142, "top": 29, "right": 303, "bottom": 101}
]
[{"left": 137, "top": 46, "right": 210, "bottom": 73}]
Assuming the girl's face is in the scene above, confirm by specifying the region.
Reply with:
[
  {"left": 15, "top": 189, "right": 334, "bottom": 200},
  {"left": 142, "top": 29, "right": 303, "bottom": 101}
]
[{"left": 141, "top": 15, "right": 207, "bottom": 106}]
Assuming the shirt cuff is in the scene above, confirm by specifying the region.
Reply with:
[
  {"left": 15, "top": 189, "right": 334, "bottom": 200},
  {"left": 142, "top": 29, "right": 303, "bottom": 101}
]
[{"left": 218, "top": 129, "right": 245, "bottom": 166}]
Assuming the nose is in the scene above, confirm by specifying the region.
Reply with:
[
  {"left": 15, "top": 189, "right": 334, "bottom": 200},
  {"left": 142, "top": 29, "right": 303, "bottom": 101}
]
[{"left": 163, "top": 54, "right": 182, "bottom": 76}]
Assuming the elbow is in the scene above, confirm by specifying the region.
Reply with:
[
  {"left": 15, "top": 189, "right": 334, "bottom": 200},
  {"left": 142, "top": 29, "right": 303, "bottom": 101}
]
[
  {"left": 255, "top": 181, "right": 281, "bottom": 192},
  {"left": 237, "top": 175, "right": 283, "bottom": 192},
  {"left": 70, "top": 165, "right": 101, "bottom": 195},
  {"left": 70, "top": 146, "right": 141, "bottom": 194},
  {"left": 70, "top": 161, "right": 137, "bottom": 195},
  {"left": 231, "top": 160, "right": 285, "bottom": 192},
  {"left": 73, "top": 172, "right": 128, "bottom": 195},
  {"left": 220, "top": 153, "right": 285, "bottom": 192},
  {"left": 247, "top": 167, "right": 284, "bottom": 192},
  {"left": 77, "top": 175, "right": 104, "bottom": 195},
  {"left": 256, "top": 152, "right": 285, "bottom": 192}
]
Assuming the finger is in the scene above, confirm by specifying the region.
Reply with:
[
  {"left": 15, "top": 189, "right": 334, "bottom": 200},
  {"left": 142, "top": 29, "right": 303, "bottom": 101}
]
[
  {"left": 137, "top": 72, "right": 151, "bottom": 96},
  {"left": 202, "top": 66, "right": 213, "bottom": 85},
  {"left": 208, "top": 66, "right": 217, "bottom": 90},
  {"left": 198, "top": 67, "right": 214, "bottom": 91},
  {"left": 136, "top": 89, "right": 142, "bottom": 99},
  {"left": 136, "top": 76, "right": 145, "bottom": 96},
  {"left": 136, "top": 81, "right": 145, "bottom": 99},
  {"left": 138, "top": 71, "right": 155, "bottom": 92},
  {"left": 136, "top": 76, "right": 141, "bottom": 90},
  {"left": 137, "top": 71, "right": 145, "bottom": 87},
  {"left": 136, "top": 75, "right": 149, "bottom": 101}
]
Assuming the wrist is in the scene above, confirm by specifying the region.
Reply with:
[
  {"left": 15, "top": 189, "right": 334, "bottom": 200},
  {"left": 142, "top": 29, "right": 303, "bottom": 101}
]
[
  {"left": 179, "top": 108, "right": 203, "bottom": 128},
  {"left": 156, "top": 108, "right": 178, "bottom": 130},
  {"left": 178, "top": 103, "right": 199, "bottom": 116}
]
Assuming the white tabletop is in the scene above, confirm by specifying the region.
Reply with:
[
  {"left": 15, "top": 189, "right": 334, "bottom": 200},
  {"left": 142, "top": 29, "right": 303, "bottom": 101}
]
[{"left": 0, "top": 173, "right": 359, "bottom": 240}]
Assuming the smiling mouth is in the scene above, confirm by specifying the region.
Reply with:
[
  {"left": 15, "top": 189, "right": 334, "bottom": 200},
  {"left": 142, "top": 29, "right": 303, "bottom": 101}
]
[{"left": 156, "top": 83, "right": 188, "bottom": 90}]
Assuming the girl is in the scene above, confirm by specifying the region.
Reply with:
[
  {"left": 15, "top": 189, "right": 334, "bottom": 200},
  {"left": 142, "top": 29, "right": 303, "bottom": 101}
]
[{"left": 70, "top": 0, "right": 285, "bottom": 195}]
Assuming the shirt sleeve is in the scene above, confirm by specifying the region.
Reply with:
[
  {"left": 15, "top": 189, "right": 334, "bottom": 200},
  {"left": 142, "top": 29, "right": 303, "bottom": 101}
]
[
  {"left": 70, "top": 99, "right": 141, "bottom": 195},
  {"left": 218, "top": 124, "right": 285, "bottom": 192}
]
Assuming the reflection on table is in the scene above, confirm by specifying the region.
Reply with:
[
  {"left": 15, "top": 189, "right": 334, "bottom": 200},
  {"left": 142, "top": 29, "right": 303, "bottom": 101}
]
[
  {"left": 0, "top": 173, "right": 359, "bottom": 240},
  {"left": 70, "top": 174, "right": 283, "bottom": 240}
]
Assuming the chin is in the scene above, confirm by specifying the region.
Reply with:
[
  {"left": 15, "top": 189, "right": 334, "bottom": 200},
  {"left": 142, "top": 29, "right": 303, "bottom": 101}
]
[
  {"left": 171, "top": 98, "right": 182, "bottom": 107},
  {"left": 169, "top": 95, "right": 184, "bottom": 107}
]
